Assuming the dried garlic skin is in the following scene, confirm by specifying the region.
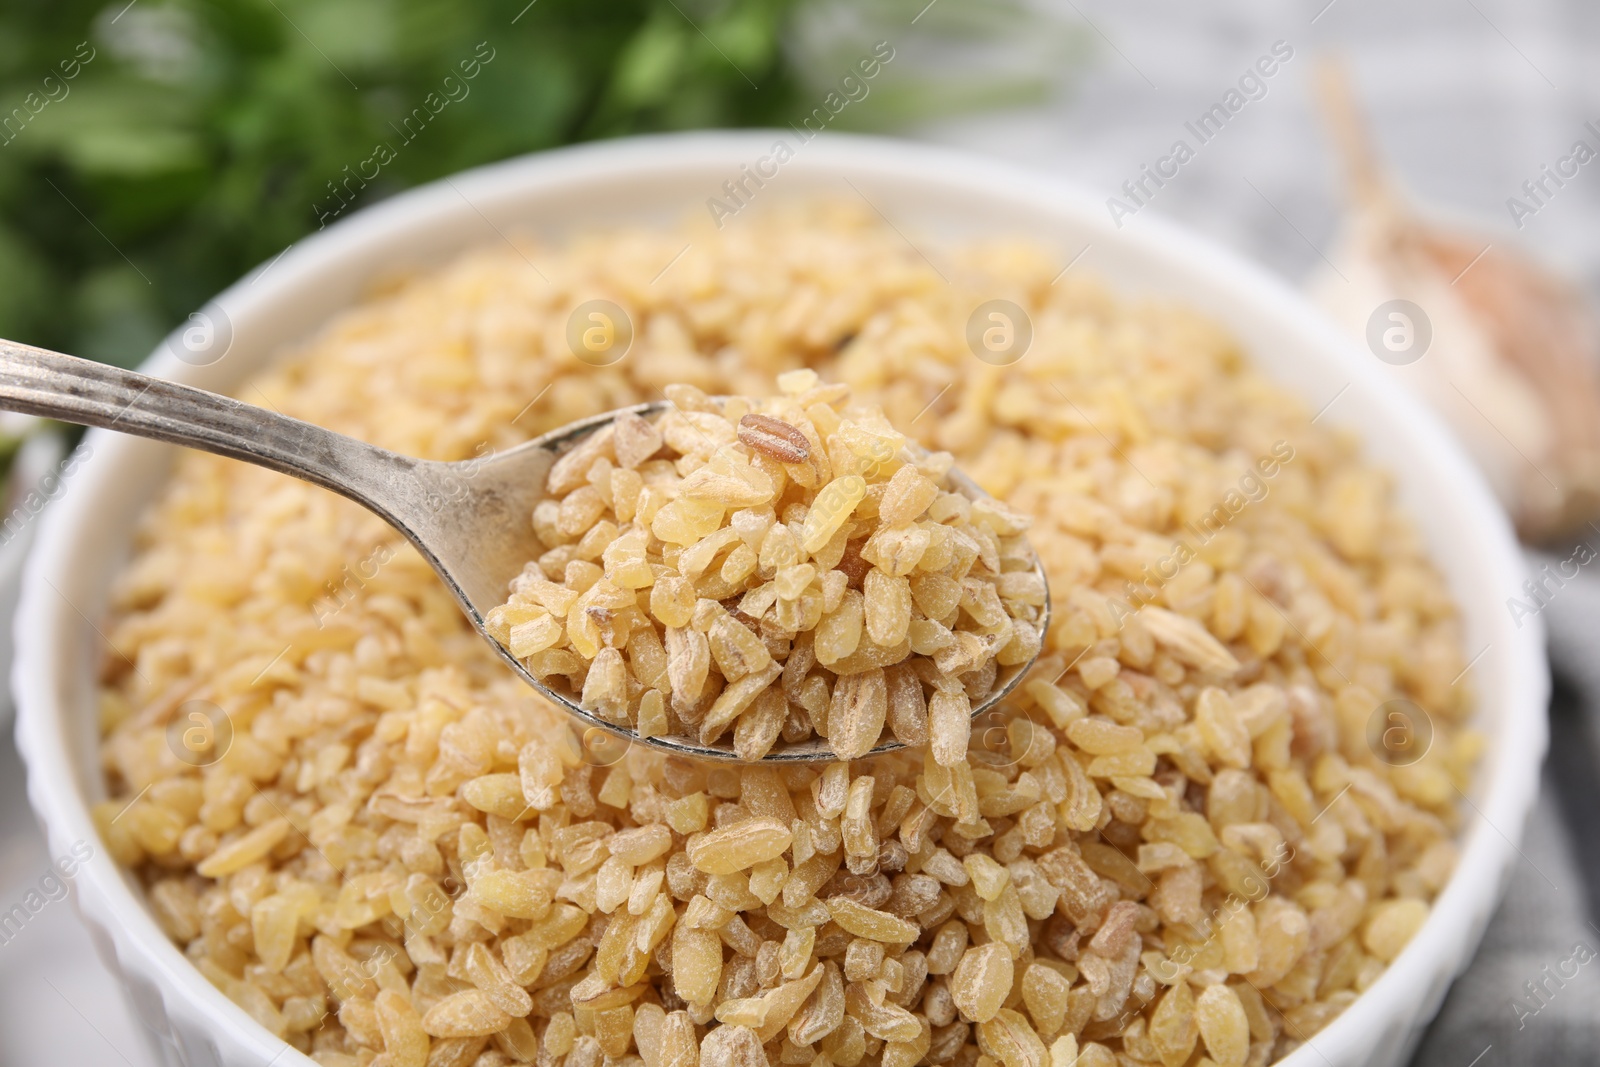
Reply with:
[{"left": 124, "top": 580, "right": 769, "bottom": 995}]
[
  {"left": 1312, "top": 217, "right": 1600, "bottom": 542},
  {"left": 1313, "top": 59, "right": 1600, "bottom": 542},
  {"left": 489, "top": 382, "right": 1044, "bottom": 762}
]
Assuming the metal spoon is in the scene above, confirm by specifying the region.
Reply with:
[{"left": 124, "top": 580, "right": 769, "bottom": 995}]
[{"left": 0, "top": 339, "right": 1049, "bottom": 762}]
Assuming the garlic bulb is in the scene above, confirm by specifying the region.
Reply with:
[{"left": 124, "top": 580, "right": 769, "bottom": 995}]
[{"left": 1307, "top": 60, "right": 1600, "bottom": 544}]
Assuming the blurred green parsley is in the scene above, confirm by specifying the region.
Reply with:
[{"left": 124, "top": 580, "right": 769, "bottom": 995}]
[
  {"left": 0, "top": 0, "right": 1081, "bottom": 501},
  {"left": 0, "top": 0, "right": 821, "bottom": 369}
]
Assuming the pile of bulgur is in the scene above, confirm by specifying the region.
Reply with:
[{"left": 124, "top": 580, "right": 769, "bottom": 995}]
[
  {"left": 488, "top": 378, "right": 1045, "bottom": 762},
  {"left": 95, "top": 202, "right": 1479, "bottom": 1067}
]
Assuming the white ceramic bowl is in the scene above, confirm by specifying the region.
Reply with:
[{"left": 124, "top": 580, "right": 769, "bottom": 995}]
[
  {"left": 14, "top": 132, "right": 1546, "bottom": 1067},
  {"left": 0, "top": 428, "right": 66, "bottom": 727}
]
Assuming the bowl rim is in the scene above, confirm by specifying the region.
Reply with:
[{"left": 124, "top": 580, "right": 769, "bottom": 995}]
[{"left": 13, "top": 129, "right": 1547, "bottom": 1067}]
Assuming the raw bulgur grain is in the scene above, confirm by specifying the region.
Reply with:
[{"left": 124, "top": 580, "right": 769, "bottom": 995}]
[
  {"left": 488, "top": 381, "right": 1042, "bottom": 762},
  {"left": 95, "top": 203, "right": 1477, "bottom": 1066}
]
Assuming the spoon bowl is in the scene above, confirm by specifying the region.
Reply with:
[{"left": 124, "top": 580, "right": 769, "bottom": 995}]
[
  {"left": 0, "top": 341, "right": 1048, "bottom": 762},
  {"left": 510, "top": 400, "right": 1051, "bottom": 763}
]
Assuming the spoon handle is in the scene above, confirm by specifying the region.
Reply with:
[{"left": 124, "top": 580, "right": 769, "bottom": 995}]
[{"left": 0, "top": 338, "right": 424, "bottom": 524}]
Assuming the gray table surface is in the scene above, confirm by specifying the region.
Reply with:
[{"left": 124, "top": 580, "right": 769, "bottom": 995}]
[{"left": 3, "top": 1, "right": 1598, "bottom": 1064}]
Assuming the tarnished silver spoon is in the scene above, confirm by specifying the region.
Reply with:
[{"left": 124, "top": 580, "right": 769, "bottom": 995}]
[{"left": 0, "top": 340, "right": 1048, "bottom": 762}]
